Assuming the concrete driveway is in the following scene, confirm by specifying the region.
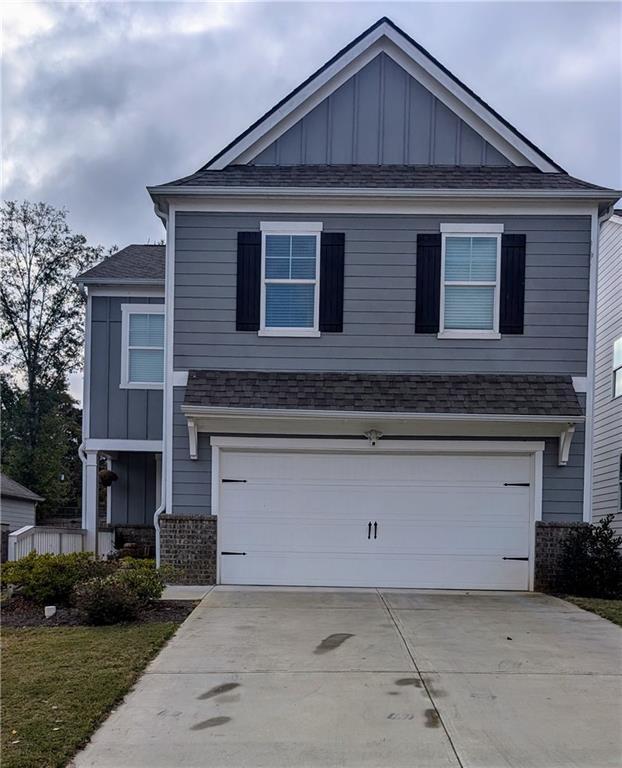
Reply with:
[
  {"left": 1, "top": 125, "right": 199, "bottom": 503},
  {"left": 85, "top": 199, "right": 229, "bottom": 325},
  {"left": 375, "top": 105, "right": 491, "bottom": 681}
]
[{"left": 73, "top": 588, "right": 622, "bottom": 768}]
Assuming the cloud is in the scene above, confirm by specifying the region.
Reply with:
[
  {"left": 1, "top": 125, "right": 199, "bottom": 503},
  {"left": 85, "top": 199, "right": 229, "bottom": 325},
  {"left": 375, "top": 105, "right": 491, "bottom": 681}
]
[{"left": 2, "top": 0, "right": 620, "bottom": 251}]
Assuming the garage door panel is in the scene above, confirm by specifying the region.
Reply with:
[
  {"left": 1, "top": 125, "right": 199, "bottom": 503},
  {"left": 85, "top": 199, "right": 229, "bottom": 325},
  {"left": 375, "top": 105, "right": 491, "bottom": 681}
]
[{"left": 218, "top": 449, "right": 533, "bottom": 590}]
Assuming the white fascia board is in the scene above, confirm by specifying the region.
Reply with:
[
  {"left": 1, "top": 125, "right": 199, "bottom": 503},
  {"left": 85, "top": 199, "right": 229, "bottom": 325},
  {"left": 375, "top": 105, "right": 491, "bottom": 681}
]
[
  {"left": 84, "top": 439, "right": 163, "bottom": 452},
  {"left": 209, "top": 436, "right": 546, "bottom": 454},
  {"left": 84, "top": 286, "right": 165, "bottom": 297},
  {"left": 182, "top": 404, "right": 583, "bottom": 424},
  {"left": 209, "top": 23, "right": 558, "bottom": 173}
]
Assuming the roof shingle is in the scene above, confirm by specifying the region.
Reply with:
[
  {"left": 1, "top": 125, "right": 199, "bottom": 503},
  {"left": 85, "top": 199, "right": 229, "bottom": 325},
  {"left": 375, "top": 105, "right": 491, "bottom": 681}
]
[
  {"left": 76, "top": 244, "right": 165, "bottom": 283},
  {"left": 1, "top": 473, "right": 44, "bottom": 502},
  {"left": 184, "top": 370, "right": 583, "bottom": 418}
]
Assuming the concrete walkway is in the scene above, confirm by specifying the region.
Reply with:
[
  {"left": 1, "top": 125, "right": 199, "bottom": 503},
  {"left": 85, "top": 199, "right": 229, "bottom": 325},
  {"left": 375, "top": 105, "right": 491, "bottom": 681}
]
[{"left": 73, "top": 588, "right": 622, "bottom": 768}]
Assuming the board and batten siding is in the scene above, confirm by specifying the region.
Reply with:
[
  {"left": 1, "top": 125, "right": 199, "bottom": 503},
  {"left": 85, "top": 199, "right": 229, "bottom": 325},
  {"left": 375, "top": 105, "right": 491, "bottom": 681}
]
[
  {"left": 250, "top": 53, "right": 511, "bottom": 167},
  {"left": 89, "top": 296, "right": 164, "bottom": 440},
  {"left": 592, "top": 217, "right": 622, "bottom": 535},
  {"left": 173, "top": 212, "right": 591, "bottom": 375},
  {"left": 0, "top": 497, "right": 36, "bottom": 532},
  {"left": 110, "top": 452, "right": 158, "bottom": 526}
]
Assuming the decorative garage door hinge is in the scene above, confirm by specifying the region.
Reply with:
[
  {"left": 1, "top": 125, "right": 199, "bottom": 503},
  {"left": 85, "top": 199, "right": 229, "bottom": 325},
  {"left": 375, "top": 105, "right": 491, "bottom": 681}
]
[
  {"left": 221, "top": 551, "right": 247, "bottom": 556},
  {"left": 503, "top": 482, "right": 530, "bottom": 487},
  {"left": 502, "top": 557, "right": 529, "bottom": 561},
  {"left": 222, "top": 478, "right": 247, "bottom": 483}
]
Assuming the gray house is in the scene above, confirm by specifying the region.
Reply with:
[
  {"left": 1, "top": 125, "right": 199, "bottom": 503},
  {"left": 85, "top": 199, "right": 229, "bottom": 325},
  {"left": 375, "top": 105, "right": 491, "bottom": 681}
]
[
  {"left": 76, "top": 18, "right": 620, "bottom": 589},
  {"left": 592, "top": 210, "right": 622, "bottom": 535},
  {"left": 1, "top": 473, "right": 44, "bottom": 532}
]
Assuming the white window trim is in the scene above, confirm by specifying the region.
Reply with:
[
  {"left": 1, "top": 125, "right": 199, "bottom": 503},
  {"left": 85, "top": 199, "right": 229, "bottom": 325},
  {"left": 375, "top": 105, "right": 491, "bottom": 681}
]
[
  {"left": 613, "top": 337, "right": 622, "bottom": 399},
  {"left": 120, "top": 304, "right": 165, "bottom": 390},
  {"left": 438, "top": 229, "right": 502, "bottom": 340},
  {"left": 259, "top": 222, "right": 322, "bottom": 338}
]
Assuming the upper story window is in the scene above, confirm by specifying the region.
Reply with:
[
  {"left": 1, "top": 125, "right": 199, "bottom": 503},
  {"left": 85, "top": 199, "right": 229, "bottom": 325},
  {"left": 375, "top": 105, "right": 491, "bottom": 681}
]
[
  {"left": 614, "top": 337, "right": 622, "bottom": 398},
  {"left": 259, "top": 221, "right": 322, "bottom": 337},
  {"left": 438, "top": 223, "right": 503, "bottom": 340},
  {"left": 120, "top": 304, "right": 164, "bottom": 389}
]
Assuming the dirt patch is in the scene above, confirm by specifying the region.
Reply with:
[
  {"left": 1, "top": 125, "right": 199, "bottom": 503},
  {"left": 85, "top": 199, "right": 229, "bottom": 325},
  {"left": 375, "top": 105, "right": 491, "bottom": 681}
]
[
  {"left": 424, "top": 709, "right": 441, "bottom": 728},
  {"left": 395, "top": 677, "right": 422, "bottom": 688},
  {"left": 314, "top": 633, "right": 354, "bottom": 654},
  {"left": 198, "top": 683, "right": 240, "bottom": 700},
  {"left": 190, "top": 716, "right": 231, "bottom": 730},
  {"left": 1, "top": 596, "right": 197, "bottom": 628}
]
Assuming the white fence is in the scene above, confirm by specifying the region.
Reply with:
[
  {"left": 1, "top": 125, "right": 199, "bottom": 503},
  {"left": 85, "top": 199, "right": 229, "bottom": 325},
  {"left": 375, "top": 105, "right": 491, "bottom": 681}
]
[{"left": 8, "top": 526, "right": 87, "bottom": 561}]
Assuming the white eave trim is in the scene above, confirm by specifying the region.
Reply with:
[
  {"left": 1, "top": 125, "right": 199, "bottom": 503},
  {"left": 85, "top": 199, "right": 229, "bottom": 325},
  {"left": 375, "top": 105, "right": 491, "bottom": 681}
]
[{"left": 181, "top": 404, "right": 584, "bottom": 424}]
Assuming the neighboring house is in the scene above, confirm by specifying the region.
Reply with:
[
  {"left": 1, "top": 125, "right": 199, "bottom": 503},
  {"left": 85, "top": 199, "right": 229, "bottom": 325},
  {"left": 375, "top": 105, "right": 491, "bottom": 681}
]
[
  {"left": 1, "top": 473, "right": 44, "bottom": 532},
  {"left": 76, "top": 17, "right": 620, "bottom": 590},
  {"left": 592, "top": 210, "right": 622, "bottom": 536}
]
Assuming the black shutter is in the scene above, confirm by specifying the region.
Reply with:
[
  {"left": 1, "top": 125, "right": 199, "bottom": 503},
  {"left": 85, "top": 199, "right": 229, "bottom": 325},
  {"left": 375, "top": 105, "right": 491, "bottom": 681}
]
[
  {"left": 319, "top": 232, "right": 345, "bottom": 332},
  {"left": 236, "top": 232, "right": 261, "bottom": 331},
  {"left": 415, "top": 233, "right": 441, "bottom": 333},
  {"left": 499, "top": 234, "right": 526, "bottom": 335}
]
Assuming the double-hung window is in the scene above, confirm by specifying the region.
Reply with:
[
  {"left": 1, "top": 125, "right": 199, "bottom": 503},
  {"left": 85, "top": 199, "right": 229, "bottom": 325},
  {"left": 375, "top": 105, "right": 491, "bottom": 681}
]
[
  {"left": 120, "top": 304, "right": 165, "bottom": 389},
  {"left": 439, "top": 224, "right": 503, "bottom": 339},
  {"left": 259, "top": 221, "right": 322, "bottom": 337},
  {"left": 614, "top": 337, "right": 622, "bottom": 398}
]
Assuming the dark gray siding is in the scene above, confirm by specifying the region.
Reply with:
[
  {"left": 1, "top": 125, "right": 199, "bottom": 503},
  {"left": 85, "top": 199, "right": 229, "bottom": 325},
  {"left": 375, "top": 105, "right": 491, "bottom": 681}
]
[
  {"left": 593, "top": 218, "right": 622, "bottom": 535},
  {"left": 251, "top": 53, "right": 511, "bottom": 167},
  {"left": 89, "top": 296, "right": 164, "bottom": 440},
  {"left": 171, "top": 384, "right": 584, "bottom": 523},
  {"left": 110, "top": 452, "right": 158, "bottom": 525},
  {"left": 173, "top": 212, "right": 590, "bottom": 375}
]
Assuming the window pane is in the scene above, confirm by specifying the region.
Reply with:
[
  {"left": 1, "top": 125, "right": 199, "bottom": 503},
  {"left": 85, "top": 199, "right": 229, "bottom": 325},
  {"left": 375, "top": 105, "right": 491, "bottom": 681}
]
[
  {"left": 613, "top": 337, "right": 622, "bottom": 369},
  {"left": 445, "top": 236, "right": 497, "bottom": 282},
  {"left": 265, "top": 257, "right": 289, "bottom": 279},
  {"left": 265, "top": 284, "right": 315, "bottom": 328},
  {"left": 444, "top": 285, "right": 494, "bottom": 330},
  {"left": 129, "top": 348, "right": 164, "bottom": 382},
  {"left": 615, "top": 369, "right": 622, "bottom": 399},
  {"left": 129, "top": 313, "right": 164, "bottom": 347},
  {"left": 265, "top": 234, "right": 316, "bottom": 279}
]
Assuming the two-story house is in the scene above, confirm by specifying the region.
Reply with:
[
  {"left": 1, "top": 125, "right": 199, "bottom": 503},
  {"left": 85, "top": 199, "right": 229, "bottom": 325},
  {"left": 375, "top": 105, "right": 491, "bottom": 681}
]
[{"left": 76, "top": 18, "right": 619, "bottom": 590}]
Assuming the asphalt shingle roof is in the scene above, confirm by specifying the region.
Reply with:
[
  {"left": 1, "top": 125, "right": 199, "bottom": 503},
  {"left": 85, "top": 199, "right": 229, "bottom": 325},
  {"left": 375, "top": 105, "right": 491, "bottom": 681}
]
[
  {"left": 76, "top": 245, "right": 165, "bottom": 283},
  {"left": 184, "top": 370, "right": 583, "bottom": 418},
  {"left": 1, "top": 473, "right": 44, "bottom": 502},
  {"left": 153, "top": 164, "right": 617, "bottom": 193}
]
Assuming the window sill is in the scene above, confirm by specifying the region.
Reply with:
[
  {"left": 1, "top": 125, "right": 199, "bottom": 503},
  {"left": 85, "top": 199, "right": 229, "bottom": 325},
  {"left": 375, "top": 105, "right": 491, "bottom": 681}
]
[
  {"left": 258, "top": 329, "right": 321, "bottom": 338},
  {"left": 437, "top": 331, "right": 501, "bottom": 340},
  {"left": 119, "top": 382, "right": 164, "bottom": 390}
]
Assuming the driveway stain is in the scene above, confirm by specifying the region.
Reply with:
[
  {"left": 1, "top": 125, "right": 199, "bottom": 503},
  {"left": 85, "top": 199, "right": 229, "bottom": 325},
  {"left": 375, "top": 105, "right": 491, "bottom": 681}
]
[
  {"left": 424, "top": 709, "right": 441, "bottom": 728},
  {"left": 314, "top": 633, "right": 354, "bottom": 654},
  {"left": 190, "top": 717, "right": 231, "bottom": 730},
  {"left": 394, "top": 677, "right": 422, "bottom": 688},
  {"left": 197, "top": 683, "right": 240, "bottom": 700}
]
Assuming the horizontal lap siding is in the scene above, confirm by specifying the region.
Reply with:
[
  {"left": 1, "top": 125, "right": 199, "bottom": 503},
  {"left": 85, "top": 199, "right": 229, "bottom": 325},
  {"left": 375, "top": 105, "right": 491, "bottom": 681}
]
[
  {"left": 592, "top": 219, "right": 622, "bottom": 534},
  {"left": 173, "top": 213, "right": 590, "bottom": 374},
  {"left": 90, "top": 296, "right": 164, "bottom": 440},
  {"left": 0, "top": 498, "right": 36, "bottom": 532},
  {"left": 172, "top": 387, "right": 211, "bottom": 515}
]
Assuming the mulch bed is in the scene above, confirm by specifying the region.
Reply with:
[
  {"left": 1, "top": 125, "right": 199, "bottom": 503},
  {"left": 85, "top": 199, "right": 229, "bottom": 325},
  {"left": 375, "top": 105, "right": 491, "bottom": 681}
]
[{"left": 2, "top": 596, "right": 198, "bottom": 628}]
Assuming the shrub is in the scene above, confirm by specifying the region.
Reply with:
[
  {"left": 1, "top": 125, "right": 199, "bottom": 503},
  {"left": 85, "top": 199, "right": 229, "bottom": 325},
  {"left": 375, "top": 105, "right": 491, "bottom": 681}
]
[
  {"left": 115, "top": 561, "right": 164, "bottom": 603},
  {"left": 73, "top": 576, "right": 140, "bottom": 625},
  {"left": 1, "top": 552, "right": 112, "bottom": 606},
  {"left": 559, "top": 515, "right": 622, "bottom": 598}
]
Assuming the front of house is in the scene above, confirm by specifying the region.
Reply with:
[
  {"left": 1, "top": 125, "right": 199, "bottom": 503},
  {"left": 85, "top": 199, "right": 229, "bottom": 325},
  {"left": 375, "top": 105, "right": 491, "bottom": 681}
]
[{"left": 76, "top": 18, "right": 619, "bottom": 590}]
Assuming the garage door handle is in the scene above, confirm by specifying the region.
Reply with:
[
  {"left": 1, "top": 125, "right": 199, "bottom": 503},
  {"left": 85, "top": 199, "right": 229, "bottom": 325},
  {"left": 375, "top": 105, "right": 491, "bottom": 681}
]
[
  {"left": 374, "top": 521, "right": 378, "bottom": 539},
  {"left": 367, "top": 522, "right": 372, "bottom": 539},
  {"left": 502, "top": 557, "right": 528, "bottom": 561},
  {"left": 221, "top": 551, "right": 247, "bottom": 556},
  {"left": 504, "top": 483, "right": 530, "bottom": 487}
]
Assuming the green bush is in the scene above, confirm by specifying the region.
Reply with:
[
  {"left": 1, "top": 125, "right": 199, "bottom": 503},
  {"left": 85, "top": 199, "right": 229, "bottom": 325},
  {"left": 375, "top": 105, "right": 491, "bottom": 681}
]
[
  {"left": 1, "top": 551, "right": 112, "bottom": 605},
  {"left": 115, "top": 561, "right": 164, "bottom": 603},
  {"left": 73, "top": 576, "right": 140, "bottom": 625},
  {"left": 560, "top": 515, "right": 622, "bottom": 598}
]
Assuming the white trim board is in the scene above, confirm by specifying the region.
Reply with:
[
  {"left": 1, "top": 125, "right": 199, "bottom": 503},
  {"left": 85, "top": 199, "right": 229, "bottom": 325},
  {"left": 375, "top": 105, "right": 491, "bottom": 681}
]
[
  {"left": 205, "top": 20, "right": 560, "bottom": 173},
  {"left": 84, "top": 439, "right": 163, "bottom": 452},
  {"left": 120, "top": 303, "right": 165, "bottom": 390}
]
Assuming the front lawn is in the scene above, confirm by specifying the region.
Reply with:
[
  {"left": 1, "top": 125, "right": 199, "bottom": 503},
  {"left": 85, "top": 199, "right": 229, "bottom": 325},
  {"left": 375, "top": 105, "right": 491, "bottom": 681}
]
[
  {"left": 1, "top": 623, "right": 178, "bottom": 768},
  {"left": 564, "top": 597, "right": 622, "bottom": 627}
]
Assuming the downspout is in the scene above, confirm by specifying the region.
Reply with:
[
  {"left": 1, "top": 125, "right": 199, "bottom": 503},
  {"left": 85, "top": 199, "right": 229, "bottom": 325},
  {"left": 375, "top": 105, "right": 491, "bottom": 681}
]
[{"left": 153, "top": 201, "right": 168, "bottom": 567}]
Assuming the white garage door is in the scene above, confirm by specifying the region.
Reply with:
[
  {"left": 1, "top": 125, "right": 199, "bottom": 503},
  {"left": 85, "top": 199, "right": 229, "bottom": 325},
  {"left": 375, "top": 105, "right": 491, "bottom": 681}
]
[{"left": 218, "top": 449, "right": 532, "bottom": 590}]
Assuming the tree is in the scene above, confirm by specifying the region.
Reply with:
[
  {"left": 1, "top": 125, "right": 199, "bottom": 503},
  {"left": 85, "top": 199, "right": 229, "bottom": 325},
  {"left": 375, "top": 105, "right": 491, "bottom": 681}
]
[{"left": 1, "top": 202, "right": 102, "bottom": 513}]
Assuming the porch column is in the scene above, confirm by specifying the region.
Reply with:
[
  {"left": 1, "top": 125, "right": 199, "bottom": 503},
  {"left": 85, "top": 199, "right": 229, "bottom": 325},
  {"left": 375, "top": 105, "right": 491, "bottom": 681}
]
[{"left": 82, "top": 450, "right": 99, "bottom": 553}]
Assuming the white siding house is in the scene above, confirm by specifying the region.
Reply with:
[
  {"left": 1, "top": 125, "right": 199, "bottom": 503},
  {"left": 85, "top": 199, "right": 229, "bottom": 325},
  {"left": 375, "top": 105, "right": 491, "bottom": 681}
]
[
  {"left": 593, "top": 210, "right": 622, "bottom": 535},
  {"left": 1, "top": 473, "right": 44, "bottom": 532}
]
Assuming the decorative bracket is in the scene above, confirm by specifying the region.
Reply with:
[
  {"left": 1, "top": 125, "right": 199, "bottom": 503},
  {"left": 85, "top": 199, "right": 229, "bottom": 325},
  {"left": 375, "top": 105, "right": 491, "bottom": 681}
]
[
  {"left": 558, "top": 425, "right": 576, "bottom": 466},
  {"left": 187, "top": 418, "right": 198, "bottom": 460},
  {"left": 364, "top": 429, "right": 384, "bottom": 446}
]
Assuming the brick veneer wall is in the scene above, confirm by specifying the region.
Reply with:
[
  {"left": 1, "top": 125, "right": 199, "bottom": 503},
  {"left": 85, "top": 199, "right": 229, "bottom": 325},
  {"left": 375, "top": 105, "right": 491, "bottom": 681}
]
[
  {"left": 159, "top": 515, "right": 217, "bottom": 584},
  {"left": 534, "top": 521, "right": 586, "bottom": 593}
]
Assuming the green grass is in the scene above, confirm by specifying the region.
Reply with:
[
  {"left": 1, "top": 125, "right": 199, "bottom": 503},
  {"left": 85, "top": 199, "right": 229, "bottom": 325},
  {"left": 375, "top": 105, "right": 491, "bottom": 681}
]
[
  {"left": 564, "top": 597, "right": 622, "bottom": 627},
  {"left": 1, "top": 623, "right": 179, "bottom": 768}
]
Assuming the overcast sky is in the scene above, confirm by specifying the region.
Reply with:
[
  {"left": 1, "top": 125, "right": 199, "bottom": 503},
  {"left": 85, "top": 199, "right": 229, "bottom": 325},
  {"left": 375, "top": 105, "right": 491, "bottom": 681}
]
[{"left": 3, "top": 0, "right": 621, "bottom": 253}]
